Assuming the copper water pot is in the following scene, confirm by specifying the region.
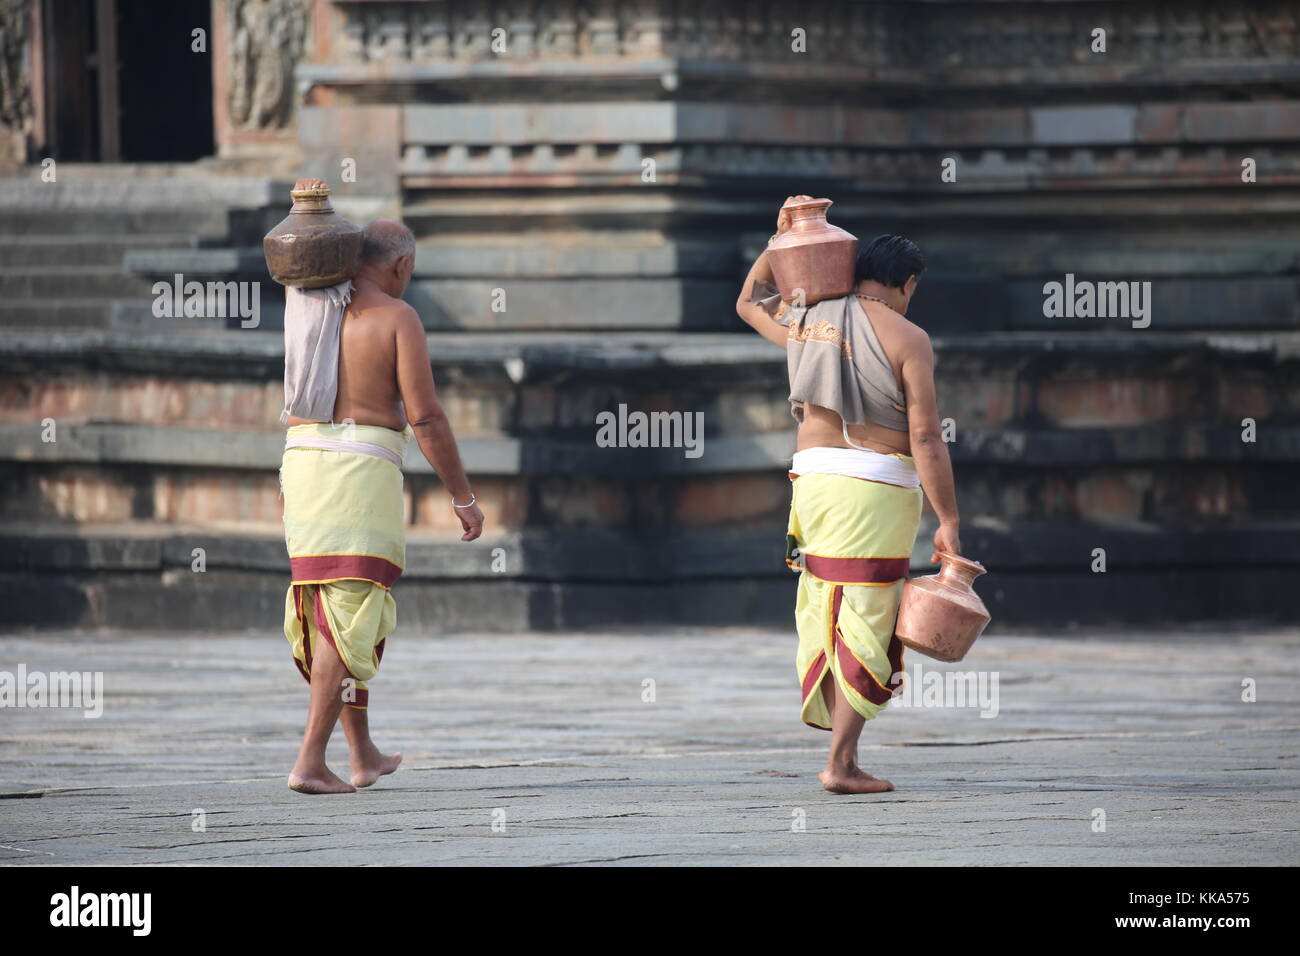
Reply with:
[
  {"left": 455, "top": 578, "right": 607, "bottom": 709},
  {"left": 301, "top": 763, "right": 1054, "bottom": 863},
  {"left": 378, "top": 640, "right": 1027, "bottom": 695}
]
[
  {"left": 263, "top": 180, "right": 362, "bottom": 289},
  {"left": 893, "top": 552, "right": 991, "bottom": 662},
  {"left": 766, "top": 198, "right": 858, "bottom": 305}
]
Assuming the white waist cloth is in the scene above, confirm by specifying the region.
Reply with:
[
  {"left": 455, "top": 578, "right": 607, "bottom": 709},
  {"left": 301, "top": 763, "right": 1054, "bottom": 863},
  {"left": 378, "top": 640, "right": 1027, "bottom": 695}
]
[
  {"left": 790, "top": 445, "right": 920, "bottom": 488},
  {"left": 284, "top": 435, "right": 404, "bottom": 468}
]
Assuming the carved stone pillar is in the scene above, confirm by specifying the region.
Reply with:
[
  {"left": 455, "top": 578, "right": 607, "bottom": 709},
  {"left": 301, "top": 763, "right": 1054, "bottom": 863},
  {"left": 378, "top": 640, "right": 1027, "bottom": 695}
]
[
  {"left": 0, "top": 0, "right": 33, "bottom": 164},
  {"left": 212, "top": 0, "right": 314, "bottom": 160}
]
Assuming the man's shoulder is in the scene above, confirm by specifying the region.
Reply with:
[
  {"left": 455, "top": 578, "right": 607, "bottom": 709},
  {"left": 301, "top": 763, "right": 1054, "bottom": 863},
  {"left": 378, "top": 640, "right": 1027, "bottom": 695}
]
[
  {"left": 896, "top": 318, "right": 933, "bottom": 362},
  {"left": 899, "top": 315, "right": 930, "bottom": 342},
  {"left": 851, "top": 295, "right": 930, "bottom": 344},
  {"left": 352, "top": 292, "right": 419, "bottom": 325}
]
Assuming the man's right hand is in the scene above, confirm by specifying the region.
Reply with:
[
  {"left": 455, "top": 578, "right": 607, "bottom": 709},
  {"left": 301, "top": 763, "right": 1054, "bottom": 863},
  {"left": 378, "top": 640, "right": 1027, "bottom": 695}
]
[
  {"left": 776, "top": 194, "right": 813, "bottom": 237},
  {"left": 931, "top": 521, "right": 961, "bottom": 564},
  {"left": 455, "top": 502, "right": 485, "bottom": 542}
]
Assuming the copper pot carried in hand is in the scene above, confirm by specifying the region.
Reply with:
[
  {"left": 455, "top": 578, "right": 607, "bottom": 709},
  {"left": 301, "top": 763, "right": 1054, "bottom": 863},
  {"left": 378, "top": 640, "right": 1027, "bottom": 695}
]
[
  {"left": 766, "top": 197, "right": 858, "bottom": 305},
  {"left": 263, "top": 180, "right": 362, "bottom": 289},
  {"left": 893, "top": 552, "right": 991, "bottom": 663}
]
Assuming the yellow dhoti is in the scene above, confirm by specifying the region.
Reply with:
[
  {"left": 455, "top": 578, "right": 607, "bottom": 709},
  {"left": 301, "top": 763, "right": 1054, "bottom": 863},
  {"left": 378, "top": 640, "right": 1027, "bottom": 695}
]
[
  {"left": 280, "top": 423, "right": 409, "bottom": 709},
  {"left": 787, "top": 469, "right": 922, "bottom": 729}
]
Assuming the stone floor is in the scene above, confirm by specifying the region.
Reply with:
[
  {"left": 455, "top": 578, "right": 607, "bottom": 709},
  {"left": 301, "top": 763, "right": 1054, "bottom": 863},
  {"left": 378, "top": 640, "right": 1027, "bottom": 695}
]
[{"left": 1, "top": 627, "right": 1297, "bottom": 866}]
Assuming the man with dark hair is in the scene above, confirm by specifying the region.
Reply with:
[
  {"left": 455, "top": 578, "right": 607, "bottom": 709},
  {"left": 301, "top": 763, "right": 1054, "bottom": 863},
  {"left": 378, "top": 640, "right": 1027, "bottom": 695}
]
[
  {"left": 735, "top": 198, "right": 962, "bottom": 794},
  {"left": 280, "top": 208, "right": 484, "bottom": 794},
  {"left": 855, "top": 234, "right": 927, "bottom": 291}
]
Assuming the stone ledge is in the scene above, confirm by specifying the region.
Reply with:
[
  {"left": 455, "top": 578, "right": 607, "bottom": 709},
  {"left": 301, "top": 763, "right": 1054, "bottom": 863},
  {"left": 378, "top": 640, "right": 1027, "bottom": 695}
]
[
  {"left": 949, "top": 426, "right": 1300, "bottom": 464},
  {"left": 0, "top": 176, "right": 292, "bottom": 210},
  {"left": 0, "top": 422, "right": 1294, "bottom": 475},
  {"left": 0, "top": 422, "right": 796, "bottom": 475},
  {"left": 123, "top": 248, "right": 270, "bottom": 279},
  {"left": 300, "top": 59, "right": 1300, "bottom": 101},
  {"left": 384, "top": 100, "right": 1300, "bottom": 151},
  {"left": 122, "top": 240, "right": 740, "bottom": 282},
  {"left": 4, "top": 519, "right": 1298, "bottom": 580},
  {"left": 2, "top": 328, "right": 1296, "bottom": 378},
  {"left": 4, "top": 561, "right": 1298, "bottom": 631}
]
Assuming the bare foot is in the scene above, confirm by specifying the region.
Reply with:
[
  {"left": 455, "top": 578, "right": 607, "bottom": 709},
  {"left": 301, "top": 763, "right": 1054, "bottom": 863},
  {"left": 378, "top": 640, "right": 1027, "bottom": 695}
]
[
  {"left": 288, "top": 766, "right": 357, "bottom": 794},
  {"left": 819, "top": 767, "right": 894, "bottom": 794},
  {"left": 351, "top": 751, "right": 402, "bottom": 789}
]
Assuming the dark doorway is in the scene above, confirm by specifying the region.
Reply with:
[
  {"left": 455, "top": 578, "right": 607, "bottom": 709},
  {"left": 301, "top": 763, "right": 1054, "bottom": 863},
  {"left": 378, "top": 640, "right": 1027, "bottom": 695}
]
[
  {"left": 41, "top": 0, "right": 98, "bottom": 161},
  {"left": 41, "top": 0, "right": 213, "bottom": 162},
  {"left": 116, "top": 0, "right": 213, "bottom": 161}
]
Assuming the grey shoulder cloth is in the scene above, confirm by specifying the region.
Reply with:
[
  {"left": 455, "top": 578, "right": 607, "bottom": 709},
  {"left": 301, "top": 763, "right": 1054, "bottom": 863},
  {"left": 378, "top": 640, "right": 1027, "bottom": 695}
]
[
  {"left": 750, "top": 279, "right": 907, "bottom": 431},
  {"left": 280, "top": 280, "right": 354, "bottom": 424}
]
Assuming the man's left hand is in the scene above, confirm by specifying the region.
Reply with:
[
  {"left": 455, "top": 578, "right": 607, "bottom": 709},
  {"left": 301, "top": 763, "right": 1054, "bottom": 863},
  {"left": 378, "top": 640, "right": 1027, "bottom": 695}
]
[{"left": 456, "top": 502, "right": 485, "bottom": 542}]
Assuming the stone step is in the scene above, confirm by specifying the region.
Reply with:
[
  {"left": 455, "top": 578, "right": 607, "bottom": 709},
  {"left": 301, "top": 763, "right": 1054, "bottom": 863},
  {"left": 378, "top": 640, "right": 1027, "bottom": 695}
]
[
  {"left": 406, "top": 276, "right": 738, "bottom": 330},
  {"left": 10, "top": 565, "right": 1300, "bottom": 630},
  {"left": 1, "top": 328, "right": 1293, "bottom": 547},
  {"left": 108, "top": 299, "right": 282, "bottom": 332},
  {"left": 0, "top": 267, "right": 158, "bottom": 300},
  {"left": 1002, "top": 276, "right": 1300, "bottom": 331},
  {"left": 4, "top": 519, "right": 1297, "bottom": 579},
  {"left": 0, "top": 299, "right": 268, "bottom": 331},
  {"left": 2, "top": 519, "right": 1297, "bottom": 630},
  {"left": 0, "top": 234, "right": 200, "bottom": 268},
  {"left": 122, "top": 247, "right": 272, "bottom": 280},
  {"left": 1, "top": 328, "right": 1294, "bottom": 429},
  {"left": 1, "top": 421, "right": 1295, "bottom": 532},
  {"left": 0, "top": 419, "right": 1295, "bottom": 475},
  {"left": 0, "top": 299, "right": 115, "bottom": 328},
  {"left": 923, "top": 235, "right": 1300, "bottom": 279},
  {"left": 1, "top": 321, "right": 1294, "bottom": 628},
  {"left": 0, "top": 208, "right": 236, "bottom": 238},
  {"left": 0, "top": 175, "right": 289, "bottom": 209}
]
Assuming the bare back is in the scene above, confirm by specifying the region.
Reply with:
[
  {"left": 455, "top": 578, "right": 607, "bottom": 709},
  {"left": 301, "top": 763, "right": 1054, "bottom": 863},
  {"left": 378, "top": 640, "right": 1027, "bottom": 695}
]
[
  {"left": 285, "top": 284, "right": 408, "bottom": 431},
  {"left": 795, "top": 298, "right": 930, "bottom": 456}
]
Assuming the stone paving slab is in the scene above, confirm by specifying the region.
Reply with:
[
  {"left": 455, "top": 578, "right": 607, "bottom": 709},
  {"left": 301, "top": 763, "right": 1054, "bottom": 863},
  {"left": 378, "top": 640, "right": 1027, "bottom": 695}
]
[{"left": 0, "top": 628, "right": 1297, "bottom": 866}]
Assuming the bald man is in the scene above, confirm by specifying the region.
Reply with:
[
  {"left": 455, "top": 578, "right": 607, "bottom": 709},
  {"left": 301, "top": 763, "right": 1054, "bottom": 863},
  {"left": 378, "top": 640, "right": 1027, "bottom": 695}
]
[{"left": 281, "top": 218, "right": 485, "bottom": 794}]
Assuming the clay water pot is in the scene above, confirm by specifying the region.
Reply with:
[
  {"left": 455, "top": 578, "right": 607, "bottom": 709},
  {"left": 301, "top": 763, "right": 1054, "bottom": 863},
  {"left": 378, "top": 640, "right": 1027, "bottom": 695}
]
[
  {"left": 766, "top": 198, "right": 858, "bottom": 305},
  {"left": 263, "top": 180, "right": 362, "bottom": 288},
  {"left": 893, "top": 552, "right": 990, "bottom": 662}
]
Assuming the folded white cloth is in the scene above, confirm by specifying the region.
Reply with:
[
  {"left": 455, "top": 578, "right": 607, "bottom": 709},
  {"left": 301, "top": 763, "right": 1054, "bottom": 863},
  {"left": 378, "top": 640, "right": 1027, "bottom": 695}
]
[
  {"left": 790, "top": 445, "right": 920, "bottom": 489},
  {"left": 280, "top": 280, "right": 353, "bottom": 424},
  {"left": 283, "top": 433, "right": 404, "bottom": 468}
]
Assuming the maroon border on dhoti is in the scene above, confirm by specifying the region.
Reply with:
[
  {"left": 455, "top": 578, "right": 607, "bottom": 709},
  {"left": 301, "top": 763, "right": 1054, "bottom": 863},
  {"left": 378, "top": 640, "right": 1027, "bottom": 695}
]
[
  {"left": 290, "top": 553, "right": 402, "bottom": 588},
  {"left": 287, "top": 585, "right": 372, "bottom": 709},
  {"left": 292, "top": 584, "right": 312, "bottom": 684},
  {"left": 831, "top": 585, "right": 905, "bottom": 706},
  {"left": 804, "top": 554, "right": 909, "bottom": 585},
  {"left": 800, "top": 649, "right": 832, "bottom": 731}
]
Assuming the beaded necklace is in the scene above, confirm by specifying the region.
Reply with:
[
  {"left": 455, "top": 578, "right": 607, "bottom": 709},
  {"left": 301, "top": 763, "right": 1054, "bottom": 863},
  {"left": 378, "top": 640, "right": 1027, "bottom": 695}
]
[{"left": 855, "top": 293, "right": 892, "bottom": 308}]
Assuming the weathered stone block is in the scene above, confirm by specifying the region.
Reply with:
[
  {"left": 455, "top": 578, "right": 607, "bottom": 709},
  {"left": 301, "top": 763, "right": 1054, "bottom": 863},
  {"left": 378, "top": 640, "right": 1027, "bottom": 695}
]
[
  {"left": 1030, "top": 106, "right": 1138, "bottom": 145},
  {"left": 1037, "top": 377, "right": 1195, "bottom": 428},
  {"left": 298, "top": 105, "right": 403, "bottom": 198}
]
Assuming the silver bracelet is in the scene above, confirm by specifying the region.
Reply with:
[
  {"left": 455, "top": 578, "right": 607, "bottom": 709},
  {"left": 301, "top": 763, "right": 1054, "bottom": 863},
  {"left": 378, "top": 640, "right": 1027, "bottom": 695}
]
[{"left": 452, "top": 492, "right": 477, "bottom": 509}]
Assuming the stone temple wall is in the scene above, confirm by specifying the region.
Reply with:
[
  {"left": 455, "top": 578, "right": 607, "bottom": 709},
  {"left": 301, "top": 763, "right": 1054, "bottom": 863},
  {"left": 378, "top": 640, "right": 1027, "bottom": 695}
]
[
  {"left": 298, "top": 0, "right": 1300, "bottom": 334},
  {"left": 0, "top": 0, "right": 1297, "bottom": 630}
]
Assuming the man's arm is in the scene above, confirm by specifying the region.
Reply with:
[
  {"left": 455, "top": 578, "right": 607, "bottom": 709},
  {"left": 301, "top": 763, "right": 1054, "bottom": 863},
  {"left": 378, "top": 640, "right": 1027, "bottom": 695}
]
[
  {"left": 900, "top": 333, "right": 961, "bottom": 563},
  {"left": 394, "top": 305, "right": 484, "bottom": 542},
  {"left": 735, "top": 194, "right": 815, "bottom": 349},
  {"left": 735, "top": 247, "right": 789, "bottom": 350}
]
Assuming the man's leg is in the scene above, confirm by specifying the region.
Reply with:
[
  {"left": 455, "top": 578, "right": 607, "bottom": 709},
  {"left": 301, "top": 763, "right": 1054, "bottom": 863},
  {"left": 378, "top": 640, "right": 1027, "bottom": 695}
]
[
  {"left": 288, "top": 632, "right": 356, "bottom": 794},
  {"left": 818, "top": 672, "right": 894, "bottom": 794},
  {"left": 339, "top": 705, "right": 402, "bottom": 788}
]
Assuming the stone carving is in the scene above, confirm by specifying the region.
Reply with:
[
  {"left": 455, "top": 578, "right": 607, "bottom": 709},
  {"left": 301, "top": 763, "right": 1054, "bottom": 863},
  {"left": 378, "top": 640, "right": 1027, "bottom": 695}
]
[
  {"left": 397, "top": 134, "right": 1300, "bottom": 191},
  {"left": 0, "top": 0, "right": 32, "bottom": 142},
  {"left": 228, "top": 0, "right": 309, "bottom": 130},
  {"left": 327, "top": 0, "right": 1298, "bottom": 66}
]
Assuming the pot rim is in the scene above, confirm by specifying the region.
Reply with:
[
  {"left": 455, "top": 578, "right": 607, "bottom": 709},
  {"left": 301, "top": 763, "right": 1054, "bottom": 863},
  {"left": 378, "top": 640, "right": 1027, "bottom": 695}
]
[
  {"left": 780, "top": 197, "right": 832, "bottom": 214},
  {"left": 936, "top": 550, "right": 986, "bottom": 575}
]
